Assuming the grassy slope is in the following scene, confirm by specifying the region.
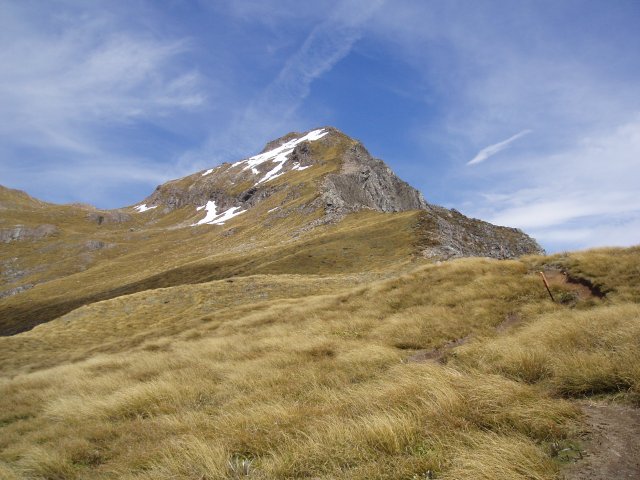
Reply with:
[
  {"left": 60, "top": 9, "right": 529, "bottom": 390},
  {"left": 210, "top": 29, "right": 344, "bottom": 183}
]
[
  {"left": 1, "top": 246, "right": 638, "bottom": 479},
  {"left": 3, "top": 133, "right": 420, "bottom": 336},
  {"left": 0, "top": 208, "right": 421, "bottom": 335}
]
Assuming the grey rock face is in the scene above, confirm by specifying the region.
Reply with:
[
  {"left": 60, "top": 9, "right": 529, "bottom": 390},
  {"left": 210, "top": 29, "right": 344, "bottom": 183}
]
[
  {"left": 84, "top": 240, "right": 115, "bottom": 251},
  {"left": 87, "top": 212, "right": 131, "bottom": 225},
  {"left": 320, "top": 142, "right": 428, "bottom": 214},
  {"left": 414, "top": 208, "right": 544, "bottom": 259},
  {"left": 144, "top": 177, "right": 285, "bottom": 216},
  {"left": 0, "top": 284, "right": 34, "bottom": 299},
  {"left": 0, "top": 224, "right": 58, "bottom": 243}
]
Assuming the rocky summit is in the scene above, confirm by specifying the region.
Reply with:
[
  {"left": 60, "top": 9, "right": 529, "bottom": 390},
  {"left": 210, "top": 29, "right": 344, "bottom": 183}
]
[
  {"left": 143, "top": 127, "right": 427, "bottom": 217},
  {"left": 138, "top": 126, "right": 541, "bottom": 257}
]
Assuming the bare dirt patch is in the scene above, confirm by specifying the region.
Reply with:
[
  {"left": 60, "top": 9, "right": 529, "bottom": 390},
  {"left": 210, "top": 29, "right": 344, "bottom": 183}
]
[
  {"left": 406, "top": 335, "right": 471, "bottom": 364},
  {"left": 563, "top": 401, "right": 640, "bottom": 480},
  {"left": 543, "top": 269, "right": 605, "bottom": 301}
]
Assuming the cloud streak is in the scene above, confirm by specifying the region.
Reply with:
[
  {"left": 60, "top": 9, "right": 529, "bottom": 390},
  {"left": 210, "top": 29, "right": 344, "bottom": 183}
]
[
  {"left": 180, "top": 0, "right": 385, "bottom": 172},
  {"left": 238, "top": 0, "right": 386, "bottom": 135},
  {"left": 467, "top": 129, "right": 532, "bottom": 165},
  {"left": 468, "top": 118, "right": 640, "bottom": 251}
]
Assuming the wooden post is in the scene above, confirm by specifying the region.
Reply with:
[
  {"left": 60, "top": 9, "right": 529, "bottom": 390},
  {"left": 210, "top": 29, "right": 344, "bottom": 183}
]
[{"left": 538, "top": 271, "right": 555, "bottom": 302}]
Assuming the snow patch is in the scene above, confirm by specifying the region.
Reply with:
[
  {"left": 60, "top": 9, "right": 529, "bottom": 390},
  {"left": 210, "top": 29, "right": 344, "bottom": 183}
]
[
  {"left": 211, "top": 206, "right": 247, "bottom": 225},
  {"left": 192, "top": 201, "right": 247, "bottom": 226},
  {"left": 201, "top": 168, "right": 214, "bottom": 176},
  {"left": 232, "top": 128, "right": 328, "bottom": 184},
  {"left": 268, "top": 207, "right": 279, "bottom": 213},
  {"left": 134, "top": 204, "right": 157, "bottom": 213}
]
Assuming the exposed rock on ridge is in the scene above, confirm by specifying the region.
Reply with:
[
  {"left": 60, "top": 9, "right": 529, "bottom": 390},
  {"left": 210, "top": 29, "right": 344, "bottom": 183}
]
[
  {"left": 414, "top": 209, "right": 543, "bottom": 259},
  {"left": 319, "top": 141, "right": 428, "bottom": 214},
  {"left": 0, "top": 224, "right": 58, "bottom": 243}
]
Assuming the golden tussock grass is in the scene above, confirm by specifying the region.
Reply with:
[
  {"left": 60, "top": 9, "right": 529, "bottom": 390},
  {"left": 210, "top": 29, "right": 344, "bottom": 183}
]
[
  {"left": 0, "top": 246, "right": 638, "bottom": 478},
  {"left": 455, "top": 303, "right": 640, "bottom": 398}
]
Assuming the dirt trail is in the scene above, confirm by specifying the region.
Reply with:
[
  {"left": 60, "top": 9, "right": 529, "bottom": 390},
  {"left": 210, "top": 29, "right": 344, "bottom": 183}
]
[
  {"left": 408, "top": 269, "right": 602, "bottom": 365},
  {"left": 563, "top": 401, "right": 640, "bottom": 479},
  {"left": 406, "top": 335, "right": 472, "bottom": 363}
]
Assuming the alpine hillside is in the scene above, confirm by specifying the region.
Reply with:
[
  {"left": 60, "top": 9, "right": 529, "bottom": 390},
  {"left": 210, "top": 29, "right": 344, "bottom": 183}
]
[
  {"left": 0, "top": 127, "right": 540, "bottom": 335},
  {"left": 2, "top": 127, "right": 637, "bottom": 480}
]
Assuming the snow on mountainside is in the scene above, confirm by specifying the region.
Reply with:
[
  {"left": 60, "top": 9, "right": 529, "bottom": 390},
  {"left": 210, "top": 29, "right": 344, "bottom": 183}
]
[
  {"left": 192, "top": 201, "right": 246, "bottom": 226},
  {"left": 133, "top": 204, "right": 157, "bottom": 213},
  {"left": 186, "top": 128, "right": 329, "bottom": 226},
  {"left": 231, "top": 128, "right": 327, "bottom": 184}
]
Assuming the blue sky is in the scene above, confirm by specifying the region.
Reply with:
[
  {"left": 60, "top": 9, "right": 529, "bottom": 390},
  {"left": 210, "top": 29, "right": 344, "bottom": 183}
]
[{"left": 1, "top": 0, "right": 639, "bottom": 252}]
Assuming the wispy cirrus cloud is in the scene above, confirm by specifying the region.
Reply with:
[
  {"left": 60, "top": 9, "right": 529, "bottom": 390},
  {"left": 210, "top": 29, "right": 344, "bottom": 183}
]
[
  {"left": 466, "top": 129, "right": 532, "bottom": 165},
  {"left": 0, "top": 15, "right": 204, "bottom": 154},
  {"left": 180, "top": 0, "right": 385, "bottom": 171},
  {"left": 474, "top": 118, "right": 640, "bottom": 250},
  {"left": 0, "top": 2, "right": 207, "bottom": 206}
]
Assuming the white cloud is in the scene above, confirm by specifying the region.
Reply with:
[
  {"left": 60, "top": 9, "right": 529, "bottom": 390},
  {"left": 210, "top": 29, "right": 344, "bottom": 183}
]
[
  {"left": 0, "top": 19, "right": 204, "bottom": 153},
  {"left": 529, "top": 214, "right": 640, "bottom": 252},
  {"left": 0, "top": 2, "right": 207, "bottom": 207},
  {"left": 490, "top": 196, "right": 640, "bottom": 231},
  {"left": 473, "top": 118, "right": 640, "bottom": 250},
  {"left": 467, "top": 130, "right": 532, "bottom": 165}
]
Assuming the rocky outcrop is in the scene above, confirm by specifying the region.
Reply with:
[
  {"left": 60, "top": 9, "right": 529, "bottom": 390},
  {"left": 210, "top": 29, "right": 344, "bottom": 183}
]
[
  {"left": 0, "top": 284, "right": 34, "bottom": 299},
  {"left": 86, "top": 212, "right": 131, "bottom": 225},
  {"left": 319, "top": 141, "right": 428, "bottom": 214},
  {"left": 84, "top": 240, "right": 116, "bottom": 251},
  {"left": 0, "top": 224, "right": 58, "bottom": 243},
  {"left": 414, "top": 209, "right": 544, "bottom": 259}
]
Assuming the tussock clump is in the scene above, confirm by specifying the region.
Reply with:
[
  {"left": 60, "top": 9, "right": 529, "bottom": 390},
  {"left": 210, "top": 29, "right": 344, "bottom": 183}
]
[
  {"left": 456, "top": 304, "right": 640, "bottom": 398},
  {"left": 126, "top": 435, "right": 228, "bottom": 480},
  {"left": 441, "top": 432, "right": 557, "bottom": 480}
]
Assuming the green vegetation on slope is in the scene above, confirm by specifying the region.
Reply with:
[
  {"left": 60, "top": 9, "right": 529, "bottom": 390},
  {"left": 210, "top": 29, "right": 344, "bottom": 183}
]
[{"left": 1, "top": 246, "right": 638, "bottom": 479}]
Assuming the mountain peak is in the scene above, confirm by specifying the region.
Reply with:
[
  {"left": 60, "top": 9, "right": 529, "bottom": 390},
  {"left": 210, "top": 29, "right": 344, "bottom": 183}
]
[
  {"left": 231, "top": 127, "right": 330, "bottom": 184},
  {"left": 138, "top": 126, "right": 427, "bottom": 222},
  {"left": 0, "top": 126, "right": 542, "bottom": 333},
  {"left": 131, "top": 126, "right": 542, "bottom": 259}
]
